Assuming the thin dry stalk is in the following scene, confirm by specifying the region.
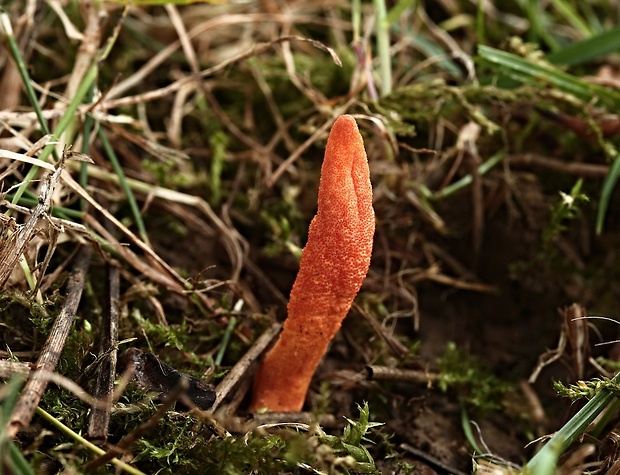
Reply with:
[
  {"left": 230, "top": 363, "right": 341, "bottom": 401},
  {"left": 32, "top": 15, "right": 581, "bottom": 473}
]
[
  {"left": 509, "top": 153, "right": 609, "bottom": 178},
  {"left": 61, "top": 1, "right": 104, "bottom": 101},
  {"left": 59, "top": 170, "right": 216, "bottom": 307},
  {"left": 83, "top": 213, "right": 195, "bottom": 298},
  {"left": 365, "top": 365, "right": 437, "bottom": 385},
  {"left": 0, "top": 1, "right": 40, "bottom": 110},
  {"left": 353, "top": 302, "right": 409, "bottom": 359},
  {"left": 0, "top": 161, "right": 64, "bottom": 289},
  {"left": 213, "top": 321, "right": 281, "bottom": 412},
  {"left": 107, "top": 13, "right": 348, "bottom": 100},
  {"left": 67, "top": 159, "right": 247, "bottom": 285},
  {"left": 400, "top": 263, "right": 497, "bottom": 293},
  {"left": 0, "top": 362, "right": 111, "bottom": 409},
  {"left": 7, "top": 244, "right": 92, "bottom": 439},
  {"left": 250, "top": 63, "right": 296, "bottom": 153},
  {"left": 102, "top": 35, "right": 341, "bottom": 109},
  {"left": 86, "top": 255, "right": 120, "bottom": 442},
  {"left": 267, "top": 97, "right": 356, "bottom": 188}
]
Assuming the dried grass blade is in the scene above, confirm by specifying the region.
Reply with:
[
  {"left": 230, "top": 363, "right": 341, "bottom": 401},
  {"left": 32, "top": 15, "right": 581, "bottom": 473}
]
[{"left": 0, "top": 149, "right": 56, "bottom": 172}]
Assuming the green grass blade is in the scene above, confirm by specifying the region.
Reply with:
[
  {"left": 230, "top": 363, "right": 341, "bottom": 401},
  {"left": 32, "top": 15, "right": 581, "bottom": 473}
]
[
  {"left": 409, "top": 34, "right": 462, "bottom": 76},
  {"left": 460, "top": 408, "right": 484, "bottom": 456},
  {"left": 547, "top": 25, "right": 620, "bottom": 66},
  {"left": 526, "top": 438, "right": 560, "bottom": 475},
  {"left": 432, "top": 151, "right": 504, "bottom": 200},
  {"left": 385, "top": 0, "right": 416, "bottom": 26},
  {"left": 525, "top": 0, "right": 559, "bottom": 50},
  {"left": 6, "top": 5, "right": 125, "bottom": 208},
  {"left": 9, "top": 61, "right": 98, "bottom": 207},
  {"left": 374, "top": 0, "right": 392, "bottom": 97},
  {"left": 478, "top": 45, "right": 620, "bottom": 107},
  {"left": 6, "top": 442, "right": 35, "bottom": 475},
  {"left": 550, "top": 0, "right": 592, "bottom": 37},
  {"left": 525, "top": 371, "right": 620, "bottom": 471},
  {"left": 214, "top": 316, "right": 236, "bottom": 366},
  {"left": 36, "top": 63, "right": 99, "bottom": 166},
  {"left": 0, "top": 377, "right": 24, "bottom": 423},
  {"left": 5, "top": 195, "right": 82, "bottom": 220},
  {"left": 352, "top": 0, "right": 361, "bottom": 43},
  {"left": 475, "top": 0, "right": 485, "bottom": 46},
  {"left": 0, "top": 378, "right": 32, "bottom": 475},
  {"left": 595, "top": 149, "right": 620, "bottom": 234},
  {"left": 35, "top": 407, "right": 147, "bottom": 475},
  {"left": 1, "top": 11, "right": 59, "bottom": 211},
  {"left": 579, "top": 2, "right": 603, "bottom": 31},
  {"left": 0, "top": 13, "right": 54, "bottom": 139},
  {"left": 97, "top": 129, "right": 149, "bottom": 245}
]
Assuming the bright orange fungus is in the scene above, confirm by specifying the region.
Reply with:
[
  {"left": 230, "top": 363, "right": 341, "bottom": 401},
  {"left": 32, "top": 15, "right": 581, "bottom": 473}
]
[{"left": 250, "top": 115, "right": 375, "bottom": 412}]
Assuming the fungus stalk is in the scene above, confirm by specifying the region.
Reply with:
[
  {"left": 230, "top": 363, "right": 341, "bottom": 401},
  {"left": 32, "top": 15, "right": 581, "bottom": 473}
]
[{"left": 251, "top": 115, "right": 375, "bottom": 412}]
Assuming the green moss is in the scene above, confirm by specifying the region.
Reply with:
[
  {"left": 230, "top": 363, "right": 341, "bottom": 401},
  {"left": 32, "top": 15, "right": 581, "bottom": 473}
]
[
  {"left": 438, "top": 342, "right": 512, "bottom": 412},
  {"left": 130, "top": 307, "right": 190, "bottom": 351}
]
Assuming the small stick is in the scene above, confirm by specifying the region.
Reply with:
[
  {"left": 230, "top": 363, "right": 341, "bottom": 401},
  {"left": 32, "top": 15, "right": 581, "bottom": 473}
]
[
  {"left": 212, "top": 322, "right": 281, "bottom": 412},
  {"left": 508, "top": 153, "right": 609, "bottom": 178},
  {"left": 222, "top": 375, "right": 251, "bottom": 416},
  {"left": 86, "top": 258, "right": 120, "bottom": 442},
  {"left": 0, "top": 363, "right": 107, "bottom": 408},
  {"left": 365, "top": 365, "right": 437, "bottom": 385},
  {"left": 353, "top": 303, "right": 409, "bottom": 359},
  {"left": 0, "top": 360, "right": 31, "bottom": 377},
  {"left": 7, "top": 244, "right": 92, "bottom": 439}
]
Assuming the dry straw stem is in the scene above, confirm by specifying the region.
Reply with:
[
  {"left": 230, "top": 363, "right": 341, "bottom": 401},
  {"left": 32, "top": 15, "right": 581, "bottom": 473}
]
[
  {"left": 0, "top": 159, "right": 64, "bottom": 289},
  {"left": 8, "top": 245, "right": 92, "bottom": 439},
  {"left": 74, "top": 160, "right": 246, "bottom": 286},
  {"left": 86, "top": 254, "right": 120, "bottom": 442},
  {"left": 102, "top": 35, "right": 340, "bottom": 110},
  {"left": 251, "top": 115, "right": 375, "bottom": 412},
  {"left": 213, "top": 322, "right": 282, "bottom": 412},
  {"left": 0, "top": 363, "right": 113, "bottom": 412}
]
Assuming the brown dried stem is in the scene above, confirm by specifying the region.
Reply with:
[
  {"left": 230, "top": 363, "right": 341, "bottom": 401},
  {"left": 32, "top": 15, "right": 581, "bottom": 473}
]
[{"left": 7, "top": 244, "right": 92, "bottom": 439}]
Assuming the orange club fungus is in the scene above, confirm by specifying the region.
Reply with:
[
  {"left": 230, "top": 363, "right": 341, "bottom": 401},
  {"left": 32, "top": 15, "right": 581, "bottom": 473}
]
[{"left": 250, "top": 115, "right": 375, "bottom": 412}]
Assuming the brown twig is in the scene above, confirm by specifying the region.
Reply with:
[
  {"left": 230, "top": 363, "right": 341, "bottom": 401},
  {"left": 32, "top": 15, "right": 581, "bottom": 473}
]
[
  {"left": 86, "top": 256, "right": 120, "bottom": 442},
  {"left": 0, "top": 362, "right": 108, "bottom": 408},
  {"left": 365, "top": 365, "right": 437, "bottom": 385},
  {"left": 213, "top": 321, "right": 281, "bottom": 412},
  {"left": 353, "top": 302, "right": 409, "bottom": 359},
  {"left": 7, "top": 244, "right": 92, "bottom": 439},
  {"left": 508, "top": 153, "right": 609, "bottom": 178}
]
